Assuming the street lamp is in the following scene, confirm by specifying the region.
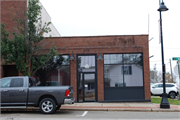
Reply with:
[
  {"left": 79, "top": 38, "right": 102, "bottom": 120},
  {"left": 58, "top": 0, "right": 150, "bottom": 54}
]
[
  {"left": 149, "top": 55, "right": 154, "bottom": 58},
  {"left": 157, "top": 0, "right": 170, "bottom": 108},
  {"left": 70, "top": 51, "right": 75, "bottom": 60}
]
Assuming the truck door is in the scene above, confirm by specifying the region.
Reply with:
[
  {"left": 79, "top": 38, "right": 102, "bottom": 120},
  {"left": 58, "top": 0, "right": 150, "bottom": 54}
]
[
  {"left": 9, "top": 78, "right": 27, "bottom": 106},
  {"left": 0, "top": 78, "right": 12, "bottom": 106}
]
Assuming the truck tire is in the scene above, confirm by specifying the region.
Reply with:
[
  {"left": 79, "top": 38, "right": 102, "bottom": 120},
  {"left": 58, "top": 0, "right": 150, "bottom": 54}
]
[
  {"left": 39, "top": 98, "right": 56, "bottom": 114},
  {"left": 56, "top": 105, "right": 61, "bottom": 110}
]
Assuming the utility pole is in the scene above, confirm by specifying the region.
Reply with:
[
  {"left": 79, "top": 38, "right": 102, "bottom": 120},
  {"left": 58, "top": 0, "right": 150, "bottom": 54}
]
[{"left": 169, "top": 59, "right": 173, "bottom": 83}]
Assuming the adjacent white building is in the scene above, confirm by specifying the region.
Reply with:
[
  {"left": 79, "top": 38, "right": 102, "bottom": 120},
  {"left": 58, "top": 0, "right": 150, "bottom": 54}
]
[
  {"left": 27, "top": 0, "right": 61, "bottom": 37},
  {"left": 39, "top": 1, "right": 61, "bottom": 37}
]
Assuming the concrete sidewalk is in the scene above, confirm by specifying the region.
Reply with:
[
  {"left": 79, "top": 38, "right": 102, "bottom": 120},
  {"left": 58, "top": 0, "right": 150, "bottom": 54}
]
[
  {"left": 1, "top": 102, "right": 180, "bottom": 112},
  {"left": 60, "top": 102, "right": 180, "bottom": 112}
]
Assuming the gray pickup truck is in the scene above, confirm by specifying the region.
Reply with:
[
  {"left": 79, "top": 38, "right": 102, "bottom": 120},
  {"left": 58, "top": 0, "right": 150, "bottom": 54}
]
[{"left": 0, "top": 76, "right": 75, "bottom": 114}]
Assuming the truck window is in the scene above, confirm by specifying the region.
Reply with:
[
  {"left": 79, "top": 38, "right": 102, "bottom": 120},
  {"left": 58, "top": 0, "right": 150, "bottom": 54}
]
[
  {"left": 29, "top": 77, "right": 33, "bottom": 87},
  {"left": 29, "top": 77, "right": 36, "bottom": 87},
  {"left": 0, "top": 78, "right": 12, "bottom": 88},
  {"left": 10, "top": 78, "right": 23, "bottom": 87}
]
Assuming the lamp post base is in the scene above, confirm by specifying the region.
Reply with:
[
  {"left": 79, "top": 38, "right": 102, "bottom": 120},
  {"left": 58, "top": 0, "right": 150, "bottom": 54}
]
[{"left": 160, "top": 93, "right": 170, "bottom": 108}]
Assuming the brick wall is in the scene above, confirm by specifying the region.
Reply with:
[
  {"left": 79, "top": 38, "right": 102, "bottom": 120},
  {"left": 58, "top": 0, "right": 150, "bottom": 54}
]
[
  {"left": 1, "top": 0, "right": 27, "bottom": 36},
  {"left": 97, "top": 59, "right": 104, "bottom": 101},
  {"left": 70, "top": 58, "right": 77, "bottom": 101}
]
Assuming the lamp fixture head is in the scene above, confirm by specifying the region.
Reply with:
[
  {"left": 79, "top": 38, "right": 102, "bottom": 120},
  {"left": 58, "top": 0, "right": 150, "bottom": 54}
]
[
  {"left": 97, "top": 52, "right": 103, "bottom": 60},
  {"left": 70, "top": 51, "right": 75, "bottom": 60},
  {"left": 158, "top": 2, "right": 168, "bottom": 12}
]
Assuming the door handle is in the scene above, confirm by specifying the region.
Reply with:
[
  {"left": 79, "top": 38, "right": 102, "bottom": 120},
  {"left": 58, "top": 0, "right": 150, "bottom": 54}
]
[
  {"left": 19, "top": 89, "right": 24, "bottom": 92},
  {"left": 3, "top": 90, "right": 9, "bottom": 92}
]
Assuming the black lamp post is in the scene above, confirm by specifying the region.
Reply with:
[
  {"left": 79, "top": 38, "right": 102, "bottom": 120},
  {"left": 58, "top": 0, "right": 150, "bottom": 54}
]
[{"left": 158, "top": 0, "right": 170, "bottom": 108}]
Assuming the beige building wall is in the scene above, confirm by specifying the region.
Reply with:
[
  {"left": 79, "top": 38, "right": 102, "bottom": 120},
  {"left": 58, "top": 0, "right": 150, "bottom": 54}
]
[
  {"left": 27, "top": 0, "right": 61, "bottom": 37},
  {"left": 39, "top": 1, "right": 61, "bottom": 37}
]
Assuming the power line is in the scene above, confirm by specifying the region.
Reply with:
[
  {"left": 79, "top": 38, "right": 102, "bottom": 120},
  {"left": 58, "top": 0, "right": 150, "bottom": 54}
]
[
  {"left": 150, "top": 47, "right": 180, "bottom": 49},
  {"left": 150, "top": 59, "right": 169, "bottom": 62}
]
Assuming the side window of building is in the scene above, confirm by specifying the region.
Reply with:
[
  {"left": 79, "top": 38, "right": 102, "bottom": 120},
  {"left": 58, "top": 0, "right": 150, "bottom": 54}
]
[
  {"left": 34, "top": 55, "right": 70, "bottom": 86},
  {"left": 10, "top": 78, "right": 24, "bottom": 87},
  {"left": 122, "top": 66, "right": 132, "bottom": 75},
  {"left": 0, "top": 78, "right": 12, "bottom": 88}
]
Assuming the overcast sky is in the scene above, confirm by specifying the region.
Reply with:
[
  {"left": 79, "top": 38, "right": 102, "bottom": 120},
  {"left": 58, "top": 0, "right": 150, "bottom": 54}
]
[{"left": 40, "top": 0, "right": 180, "bottom": 74}]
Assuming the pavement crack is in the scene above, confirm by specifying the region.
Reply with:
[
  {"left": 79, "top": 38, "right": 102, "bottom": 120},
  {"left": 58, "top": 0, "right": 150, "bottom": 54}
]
[{"left": 124, "top": 103, "right": 130, "bottom": 107}]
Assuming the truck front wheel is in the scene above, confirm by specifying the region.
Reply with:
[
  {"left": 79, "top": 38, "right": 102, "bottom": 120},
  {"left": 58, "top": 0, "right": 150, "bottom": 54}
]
[{"left": 39, "top": 98, "right": 56, "bottom": 114}]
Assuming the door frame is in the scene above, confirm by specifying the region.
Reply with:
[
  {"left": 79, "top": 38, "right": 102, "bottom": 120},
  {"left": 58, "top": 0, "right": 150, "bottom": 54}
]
[{"left": 76, "top": 54, "right": 97, "bottom": 102}]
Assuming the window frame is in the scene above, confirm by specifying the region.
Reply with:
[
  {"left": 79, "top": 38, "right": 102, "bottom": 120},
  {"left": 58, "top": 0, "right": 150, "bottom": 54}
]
[{"left": 103, "top": 53, "right": 144, "bottom": 88}]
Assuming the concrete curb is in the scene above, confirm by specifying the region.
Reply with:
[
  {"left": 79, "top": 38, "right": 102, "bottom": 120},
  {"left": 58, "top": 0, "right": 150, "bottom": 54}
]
[{"left": 1, "top": 108, "right": 180, "bottom": 112}]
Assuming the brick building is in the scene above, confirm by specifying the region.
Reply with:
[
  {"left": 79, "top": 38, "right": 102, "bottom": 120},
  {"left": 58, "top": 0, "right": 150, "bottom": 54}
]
[{"left": 1, "top": 0, "right": 151, "bottom": 102}]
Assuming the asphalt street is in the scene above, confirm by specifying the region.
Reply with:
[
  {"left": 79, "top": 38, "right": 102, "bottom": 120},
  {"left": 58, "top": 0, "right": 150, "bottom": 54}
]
[{"left": 1, "top": 111, "right": 180, "bottom": 120}]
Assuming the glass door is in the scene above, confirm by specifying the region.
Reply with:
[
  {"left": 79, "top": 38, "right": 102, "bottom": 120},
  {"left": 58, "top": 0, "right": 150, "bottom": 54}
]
[
  {"left": 83, "top": 73, "right": 96, "bottom": 102},
  {"left": 77, "top": 54, "right": 97, "bottom": 102}
]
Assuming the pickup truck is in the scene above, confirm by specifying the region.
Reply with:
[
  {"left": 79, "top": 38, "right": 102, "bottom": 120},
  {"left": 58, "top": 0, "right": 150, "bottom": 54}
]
[{"left": 0, "top": 76, "right": 75, "bottom": 114}]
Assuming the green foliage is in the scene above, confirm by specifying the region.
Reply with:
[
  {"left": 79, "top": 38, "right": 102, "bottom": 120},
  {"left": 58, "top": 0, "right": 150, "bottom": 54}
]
[
  {"left": 1, "top": 0, "right": 57, "bottom": 76},
  {"left": 151, "top": 97, "right": 180, "bottom": 105},
  {"left": 34, "top": 55, "right": 65, "bottom": 86}
]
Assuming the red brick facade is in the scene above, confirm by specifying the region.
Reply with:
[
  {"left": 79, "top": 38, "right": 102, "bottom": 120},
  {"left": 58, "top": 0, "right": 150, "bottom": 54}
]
[
  {"left": 1, "top": 0, "right": 27, "bottom": 36},
  {"left": 1, "top": 1, "right": 151, "bottom": 101}
]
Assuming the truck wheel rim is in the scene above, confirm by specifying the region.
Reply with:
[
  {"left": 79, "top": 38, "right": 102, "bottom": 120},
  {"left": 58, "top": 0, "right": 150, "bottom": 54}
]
[{"left": 41, "top": 100, "right": 53, "bottom": 112}]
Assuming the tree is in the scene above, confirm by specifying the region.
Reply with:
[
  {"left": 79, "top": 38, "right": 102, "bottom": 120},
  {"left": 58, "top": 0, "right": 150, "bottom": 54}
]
[
  {"left": 34, "top": 55, "right": 64, "bottom": 86},
  {"left": 157, "top": 72, "right": 177, "bottom": 83},
  {"left": 1, "top": 0, "right": 57, "bottom": 77},
  {"left": 150, "top": 64, "right": 159, "bottom": 83},
  {"left": 157, "top": 72, "right": 162, "bottom": 82},
  {"left": 165, "top": 72, "right": 177, "bottom": 83}
]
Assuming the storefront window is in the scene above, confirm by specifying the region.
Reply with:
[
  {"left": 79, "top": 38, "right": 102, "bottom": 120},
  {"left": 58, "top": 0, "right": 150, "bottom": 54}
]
[
  {"left": 104, "top": 53, "right": 143, "bottom": 87},
  {"left": 34, "top": 55, "right": 70, "bottom": 86}
]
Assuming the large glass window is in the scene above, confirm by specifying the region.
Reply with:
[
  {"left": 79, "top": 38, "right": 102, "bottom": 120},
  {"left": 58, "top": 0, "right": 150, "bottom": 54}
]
[
  {"left": 34, "top": 55, "right": 70, "bottom": 86},
  {"left": 104, "top": 53, "right": 143, "bottom": 87}
]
